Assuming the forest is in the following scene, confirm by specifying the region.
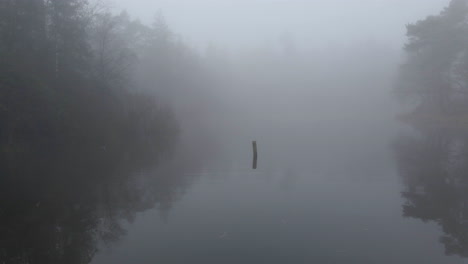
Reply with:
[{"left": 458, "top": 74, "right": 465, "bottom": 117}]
[
  {"left": 0, "top": 0, "right": 195, "bottom": 163},
  {"left": 0, "top": 1, "right": 204, "bottom": 262}
]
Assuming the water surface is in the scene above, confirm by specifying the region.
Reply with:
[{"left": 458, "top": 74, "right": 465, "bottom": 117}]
[{"left": 89, "top": 119, "right": 467, "bottom": 263}]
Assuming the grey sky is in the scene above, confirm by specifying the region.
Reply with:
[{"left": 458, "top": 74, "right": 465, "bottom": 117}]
[{"left": 109, "top": 0, "right": 447, "bottom": 50}]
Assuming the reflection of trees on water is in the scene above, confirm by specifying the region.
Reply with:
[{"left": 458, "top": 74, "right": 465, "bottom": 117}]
[
  {"left": 395, "top": 127, "right": 468, "bottom": 257},
  {"left": 0, "top": 143, "right": 195, "bottom": 264}
]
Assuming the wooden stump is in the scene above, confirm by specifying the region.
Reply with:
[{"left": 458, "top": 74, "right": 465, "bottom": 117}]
[{"left": 252, "top": 141, "right": 258, "bottom": 169}]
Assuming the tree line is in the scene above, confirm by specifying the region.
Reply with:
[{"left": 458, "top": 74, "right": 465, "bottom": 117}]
[
  {"left": 0, "top": 0, "right": 204, "bottom": 163},
  {"left": 0, "top": 1, "right": 212, "bottom": 262},
  {"left": 397, "top": 0, "right": 468, "bottom": 115},
  {"left": 395, "top": 0, "right": 468, "bottom": 257}
]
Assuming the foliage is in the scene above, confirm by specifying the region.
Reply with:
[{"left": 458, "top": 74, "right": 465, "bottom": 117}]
[
  {"left": 397, "top": 0, "right": 468, "bottom": 114},
  {"left": 0, "top": 0, "right": 182, "bottom": 159}
]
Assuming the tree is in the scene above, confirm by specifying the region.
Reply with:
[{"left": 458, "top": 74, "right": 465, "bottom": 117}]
[
  {"left": 397, "top": 0, "right": 468, "bottom": 113},
  {"left": 89, "top": 11, "right": 141, "bottom": 90},
  {"left": 46, "top": 0, "right": 90, "bottom": 82}
]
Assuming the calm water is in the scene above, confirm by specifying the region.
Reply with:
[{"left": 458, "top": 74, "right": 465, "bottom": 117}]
[
  {"left": 90, "top": 118, "right": 468, "bottom": 264},
  {"left": 2, "top": 116, "right": 468, "bottom": 263}
]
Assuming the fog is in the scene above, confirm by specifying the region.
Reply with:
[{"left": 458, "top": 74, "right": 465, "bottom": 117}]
[
  {"left": 2, "top": 0, "right": 468, "bottom": 263},
  {"left": 111, "top": 0, "right": 445, "bottom": 49},
  {"left": 113, "top": 0, "right": 414, "bottom": 173}
]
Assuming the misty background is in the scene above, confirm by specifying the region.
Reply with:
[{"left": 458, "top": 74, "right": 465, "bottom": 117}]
[{"left": 111, "top": 0, "right": 445, "bottom": 49}]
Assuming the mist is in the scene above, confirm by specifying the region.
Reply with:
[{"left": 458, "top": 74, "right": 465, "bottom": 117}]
[
  {"left": 110, "top": 0, "right": 446, "bottom": 49},
  {"left": 2, "top": 0, "right": 468, "bottom": 263}
]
